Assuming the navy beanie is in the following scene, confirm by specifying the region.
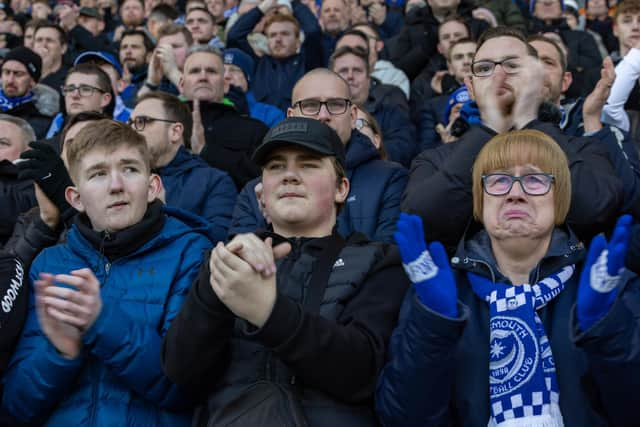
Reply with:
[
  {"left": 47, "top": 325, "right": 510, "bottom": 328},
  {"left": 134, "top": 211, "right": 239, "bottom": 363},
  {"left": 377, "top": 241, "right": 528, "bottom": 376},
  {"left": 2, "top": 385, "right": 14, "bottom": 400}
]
[
  {"left": 4, "top": 46, "right": 41, "bottom": 82},
  {"left": 223, "top": 48, "right": 255, "bottom": 83}
]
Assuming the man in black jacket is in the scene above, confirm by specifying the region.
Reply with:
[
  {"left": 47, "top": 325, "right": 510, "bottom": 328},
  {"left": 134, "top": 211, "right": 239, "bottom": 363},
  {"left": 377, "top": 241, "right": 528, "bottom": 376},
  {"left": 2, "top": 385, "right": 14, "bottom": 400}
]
[
  {"left": 0, "top": 47, "right": 53, "bottom": 139},
  {"left": 162, "top": 117, "right": 408, "bottom": 426},
  {"left": 0, "top": 115, "right": 37, "bottom": 245},
  {"left": 402, "top": 26, "right": 624, "bottom": 252},
  {"left": 180, "top": 45, "right": 268, "bottom": 190}
]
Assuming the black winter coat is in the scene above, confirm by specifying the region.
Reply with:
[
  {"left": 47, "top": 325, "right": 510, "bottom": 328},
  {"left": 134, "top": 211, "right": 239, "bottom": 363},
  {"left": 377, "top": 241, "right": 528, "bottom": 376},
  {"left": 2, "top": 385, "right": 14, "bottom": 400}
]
[
  {"left": 196, "top": 100, "right": 268, "bottom": 190},
  {"left": 0, "top": 161, "right": 36, "bottom": 246},
  {"left": 5, "top": 101, "right": 52, "bottom": 140},
  {"left": 162, "top": 232, "right": 409, "bottom": 426}
]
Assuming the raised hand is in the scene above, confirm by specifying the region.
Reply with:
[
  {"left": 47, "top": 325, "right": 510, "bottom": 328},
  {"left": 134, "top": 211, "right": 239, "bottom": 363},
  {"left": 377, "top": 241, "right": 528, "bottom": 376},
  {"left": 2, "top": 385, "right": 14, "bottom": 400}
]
[
  {"left": 190, "top": 99, "right": 206, "bottom": 154},
  {"left": 394, "top": 213, "right": 458, "bottom": 317},
  {"left": 17, "top": 141, "right": 74, "bottom": 215},
  {"left": 209, "top": 241, "right": 278, "bottom": 327},
  {"left": 511, "top": 55, "right": 545, "bottom": 129},
  {"left": 583, "top": 56, "right": 616, "bottom": 133},
  {"left": 577, "top": 215, "right": 633, "bottom": 331}
]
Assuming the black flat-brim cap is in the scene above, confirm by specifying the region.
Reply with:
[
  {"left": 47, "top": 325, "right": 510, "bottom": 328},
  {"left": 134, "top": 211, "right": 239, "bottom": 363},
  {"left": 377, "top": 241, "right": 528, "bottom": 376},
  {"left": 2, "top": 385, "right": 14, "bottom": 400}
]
[{"left": 253, "top": 117, "right": 346, "bottom": 168}]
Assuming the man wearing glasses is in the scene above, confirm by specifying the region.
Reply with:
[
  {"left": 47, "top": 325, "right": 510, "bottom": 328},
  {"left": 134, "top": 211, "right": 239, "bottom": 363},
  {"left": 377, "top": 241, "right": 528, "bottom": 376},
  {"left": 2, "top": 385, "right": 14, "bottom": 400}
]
[
  {"left": 230, "top": 68, "right": 407, "bottom": 244},
  {"left": 45, "top": 63, "right": 115, "bottom": 140},
  {"left": 403, "top": 26, "right": 624, "bottom": 253},
  {"left": 129, "top": 92, "right": 237, "bottom": 243}
]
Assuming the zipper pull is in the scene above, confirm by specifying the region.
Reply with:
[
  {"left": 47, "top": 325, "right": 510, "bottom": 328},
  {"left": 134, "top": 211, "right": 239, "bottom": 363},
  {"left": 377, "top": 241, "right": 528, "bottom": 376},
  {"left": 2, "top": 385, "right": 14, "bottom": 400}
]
[{"left": 105, "top": 262, "right": 111, "bottom": 275}]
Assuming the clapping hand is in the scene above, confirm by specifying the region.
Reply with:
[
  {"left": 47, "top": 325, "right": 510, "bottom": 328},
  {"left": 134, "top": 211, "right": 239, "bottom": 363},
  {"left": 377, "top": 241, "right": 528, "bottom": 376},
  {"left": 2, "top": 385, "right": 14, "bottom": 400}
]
[
  {"left": 577, "top": 215, "right": 633, "bottom": 331},
  {"left": 394, "top": 213, "right": 458, "bottom": 317}
]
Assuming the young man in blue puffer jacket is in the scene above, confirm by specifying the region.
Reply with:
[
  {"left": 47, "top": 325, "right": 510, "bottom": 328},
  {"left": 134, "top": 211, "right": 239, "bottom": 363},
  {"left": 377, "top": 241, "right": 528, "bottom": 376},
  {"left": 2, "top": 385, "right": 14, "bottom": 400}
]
[{"left": 2, "top": 119, "right": 214, "bottom": 426}]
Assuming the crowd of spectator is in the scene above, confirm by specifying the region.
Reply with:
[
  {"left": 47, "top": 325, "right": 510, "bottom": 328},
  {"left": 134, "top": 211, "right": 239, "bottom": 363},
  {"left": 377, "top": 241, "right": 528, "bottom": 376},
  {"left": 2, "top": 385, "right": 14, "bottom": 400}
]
[{"left": 0, "top": 0, "right": 639, "bottom": 424}]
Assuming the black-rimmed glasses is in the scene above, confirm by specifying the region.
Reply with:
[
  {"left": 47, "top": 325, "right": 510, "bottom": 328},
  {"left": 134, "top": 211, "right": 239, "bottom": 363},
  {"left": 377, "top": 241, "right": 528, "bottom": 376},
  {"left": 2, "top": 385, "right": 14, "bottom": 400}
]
[
  {"left": 293, "top": 98, "right": 351, "bottom": 116},
  {"left": 471, "top": 58, "right": 522, "bottom": 77},
  {"left": 482, "top": 173, "right": 555, "bottom": 196},
  {"left": 128, "top": 115, "right": 177, "bottom": 131},
  {"left": 61, "top": 84, "right": 105, "bottom": 97}
]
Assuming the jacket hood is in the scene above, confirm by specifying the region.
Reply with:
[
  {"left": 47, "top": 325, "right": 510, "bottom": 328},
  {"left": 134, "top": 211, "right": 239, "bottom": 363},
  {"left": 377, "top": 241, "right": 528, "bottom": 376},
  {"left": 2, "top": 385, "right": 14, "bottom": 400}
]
[
  {"left": 33, "top": 84, "right": 60, "bottom": 117},
  {"left": 158, "top": 145, "right": 207, "bottom": 176},
  {"left": 450, "top": 226, "right": 585, "bottom": 284},
  {"left": 345, "top": 129, "right": 380, "bottom": 170}
]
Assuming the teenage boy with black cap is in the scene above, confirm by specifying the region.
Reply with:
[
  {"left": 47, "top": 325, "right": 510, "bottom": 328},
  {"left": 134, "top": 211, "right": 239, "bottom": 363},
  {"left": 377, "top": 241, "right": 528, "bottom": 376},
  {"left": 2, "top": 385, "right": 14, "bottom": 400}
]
[
  {"left": 0, "top": 46, "right": 54, "bottom": 138},
  {"left": 162, "top": 116, "right": 409, "bottom": 426}
]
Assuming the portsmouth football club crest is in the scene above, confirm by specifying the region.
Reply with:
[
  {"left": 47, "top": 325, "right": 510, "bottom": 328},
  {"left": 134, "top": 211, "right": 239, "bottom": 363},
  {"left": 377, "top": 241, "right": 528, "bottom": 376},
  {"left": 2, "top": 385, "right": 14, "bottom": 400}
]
[{"left": 489, "top": 316, "right": 539, "bottom": 398}]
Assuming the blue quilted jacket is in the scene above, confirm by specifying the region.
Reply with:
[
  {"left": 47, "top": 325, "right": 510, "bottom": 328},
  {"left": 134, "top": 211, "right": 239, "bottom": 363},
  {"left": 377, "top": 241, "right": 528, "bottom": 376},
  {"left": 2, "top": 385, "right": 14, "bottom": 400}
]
[{"left": 2, "top": 207, "right": 213, "bottom": 426}]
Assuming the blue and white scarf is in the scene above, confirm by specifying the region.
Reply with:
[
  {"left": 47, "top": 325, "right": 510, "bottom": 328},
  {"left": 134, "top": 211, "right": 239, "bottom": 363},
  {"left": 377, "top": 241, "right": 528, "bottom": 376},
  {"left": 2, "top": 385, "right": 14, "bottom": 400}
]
[
  {"left": 467, "top": 265, "right": 575, "bottom": 427},
  {"left": 0, "top": 89, "right": 35, "bottom": 112}
]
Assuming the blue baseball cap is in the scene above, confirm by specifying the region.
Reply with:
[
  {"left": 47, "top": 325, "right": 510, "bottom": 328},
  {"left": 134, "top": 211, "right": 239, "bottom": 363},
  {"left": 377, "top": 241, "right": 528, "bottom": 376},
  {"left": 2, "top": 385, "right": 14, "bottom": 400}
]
[{"left": 74, "top": 51, "right": 123, "bottom": 77}]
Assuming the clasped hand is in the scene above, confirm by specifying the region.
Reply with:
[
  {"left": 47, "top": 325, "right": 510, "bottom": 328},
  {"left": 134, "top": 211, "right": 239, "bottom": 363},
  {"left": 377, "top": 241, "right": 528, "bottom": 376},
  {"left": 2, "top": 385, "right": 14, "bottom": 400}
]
[
  {"left": 35, "top": 268, "right": 103, "bottom": 359},
  {"left": 209, "top": 234, "right": 291, "bottom": 327}
]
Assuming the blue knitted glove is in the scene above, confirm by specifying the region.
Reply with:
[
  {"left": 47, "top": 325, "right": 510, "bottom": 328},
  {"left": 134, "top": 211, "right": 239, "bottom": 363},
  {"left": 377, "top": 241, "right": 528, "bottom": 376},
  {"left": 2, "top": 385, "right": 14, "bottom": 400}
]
[
  {"left": 577, "top": 215, "right": 633, "bottom": 331},
  {"left": 394, "top": 213, "right": 458, "bottom": 317}
]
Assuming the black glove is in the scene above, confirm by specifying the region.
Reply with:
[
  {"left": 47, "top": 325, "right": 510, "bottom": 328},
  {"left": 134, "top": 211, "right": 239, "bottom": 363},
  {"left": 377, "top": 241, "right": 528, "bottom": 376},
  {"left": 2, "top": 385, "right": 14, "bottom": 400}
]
[
  {"left": 625, "top": 224, "right": 640, "bottom": 275},
  {"left": 225, "top": 85, "right": 250, "bottom": 116},
  {"left": 17, "top": 141, "right": 74, "bottom": 215}
]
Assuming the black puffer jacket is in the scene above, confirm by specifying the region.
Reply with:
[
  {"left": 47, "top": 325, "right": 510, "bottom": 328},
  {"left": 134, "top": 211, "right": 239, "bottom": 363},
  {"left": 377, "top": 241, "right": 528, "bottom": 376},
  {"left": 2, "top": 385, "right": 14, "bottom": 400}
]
[
  {"left": 0, "top": 161, "right": 36, "bottom": 246},
  {"left": 196, "top": 100, "right": 268, "bottom": 190},
  {"left": 162, "top": 232, "right": 409, "bottom": 426}
]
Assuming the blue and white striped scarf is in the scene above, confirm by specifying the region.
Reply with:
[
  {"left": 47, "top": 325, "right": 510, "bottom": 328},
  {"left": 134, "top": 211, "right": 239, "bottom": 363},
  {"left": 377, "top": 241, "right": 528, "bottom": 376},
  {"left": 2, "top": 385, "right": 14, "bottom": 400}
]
[
  {"left": 0, "top": 89, "right": 35, "bottom": 112},
  {"left": 467, "top": 265, "right": 575, "bottom": 427}
]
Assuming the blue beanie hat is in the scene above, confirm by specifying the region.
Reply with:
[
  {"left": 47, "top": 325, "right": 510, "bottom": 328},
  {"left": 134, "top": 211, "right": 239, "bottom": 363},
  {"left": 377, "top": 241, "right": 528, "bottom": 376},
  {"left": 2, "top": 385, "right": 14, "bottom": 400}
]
[
  {"left": 443, "top": 86, "right": 471, "bottom": 125},
  {"left": 223, "top": 48, "right": 255, "bottom": 83},
  {"left": 530, "top": 0, "right": 565, "bottom": 14}
]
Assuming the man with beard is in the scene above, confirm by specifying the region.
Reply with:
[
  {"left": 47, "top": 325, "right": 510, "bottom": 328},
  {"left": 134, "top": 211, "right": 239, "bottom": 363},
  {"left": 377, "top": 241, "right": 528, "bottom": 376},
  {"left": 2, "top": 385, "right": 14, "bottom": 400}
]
[
  {"left": 119, "top": 29, "right": 154, "bottom": 108},
  {"left": 402, "top": 26, "right": 624, "bottom": 252},
  {"left": 130, "top": 91, "right": 237, "bottom": 242},
  {"left": 226, "top": 0, "right": 322, "bottom": 111},
  {"left": 0, "top": 47, "right": 53, "bottom": 139},
  {"left": 114, "top": 0, "right": 146, "bottom": 41},
  {"left": 319, "top": 0, "right": 351, "bottom": 65}
]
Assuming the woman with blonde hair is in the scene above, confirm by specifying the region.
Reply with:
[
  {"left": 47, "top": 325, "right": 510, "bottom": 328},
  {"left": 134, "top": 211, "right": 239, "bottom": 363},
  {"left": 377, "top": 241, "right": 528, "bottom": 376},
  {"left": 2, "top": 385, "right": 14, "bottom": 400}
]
[{"left": 376, "top": 129, "right": 640, "bottom": 426}]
